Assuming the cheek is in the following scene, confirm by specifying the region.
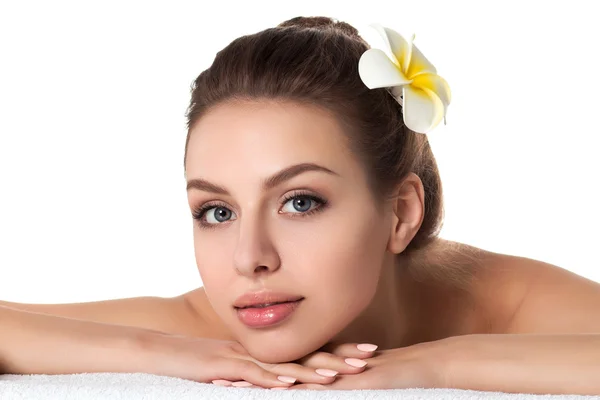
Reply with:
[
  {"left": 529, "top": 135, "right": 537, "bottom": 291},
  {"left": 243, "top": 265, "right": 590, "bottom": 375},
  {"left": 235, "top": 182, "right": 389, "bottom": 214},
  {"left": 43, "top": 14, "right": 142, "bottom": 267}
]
[
  {"left": 193, "top": 230, "right": 233, "bottom": 297},
  {"left": 293, "top": 208, "right": 389, "bottom": 304}
]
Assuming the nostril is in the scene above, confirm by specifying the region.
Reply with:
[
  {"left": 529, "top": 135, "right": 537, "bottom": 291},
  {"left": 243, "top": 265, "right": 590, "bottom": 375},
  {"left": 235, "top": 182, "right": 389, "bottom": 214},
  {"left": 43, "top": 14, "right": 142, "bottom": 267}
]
[{"left": 254, "top": 265, "right": 269, "bottom": 273}]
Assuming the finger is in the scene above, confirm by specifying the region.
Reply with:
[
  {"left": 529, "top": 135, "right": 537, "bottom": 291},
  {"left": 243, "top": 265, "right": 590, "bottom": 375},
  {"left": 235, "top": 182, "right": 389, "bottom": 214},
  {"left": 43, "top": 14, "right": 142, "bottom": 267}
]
[
  {"left": 231, "top": 381, "right": 272, "bottom": 389},
  {"left": 229, "top": 355, "right": 332, "bottom": 385},
  {"left": 288, "top": 383, "right": 328, "bottom": 390},
  {"left": 231, "top": 380, "right": 254, "bottom": 387},
  {"left": 320, "top": 342, "right": 379, "bottom": 359},
  {"left": 299, "top": 351, "right": 369, "bottom": 375},
  {"left": 289, "top": 374, "right": 361, "bottom": 390},
  {"left": 211, "top": 379, "right": 233, "bottom": 386},
  {"left": 267, "top": 362, "right": 338, "bottom": 384},
  {"left": 216, "top": 359, "right": 295, "bottom": 388}
]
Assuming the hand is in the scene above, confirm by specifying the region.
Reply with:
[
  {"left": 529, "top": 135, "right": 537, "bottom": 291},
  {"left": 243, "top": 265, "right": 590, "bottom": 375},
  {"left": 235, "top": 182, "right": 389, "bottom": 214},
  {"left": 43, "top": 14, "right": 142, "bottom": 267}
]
[
  {"left": 289, "top": 337, "right": 455, "bottom": 390},
  {"left": 294, "top": 341, "right": 379, "bottom": 376},
  {"left": 135, "top": 332, "right": 375, "bottom": 389},
  {"left": 212, "top": 342, "right": 379, "bottom": 388}
]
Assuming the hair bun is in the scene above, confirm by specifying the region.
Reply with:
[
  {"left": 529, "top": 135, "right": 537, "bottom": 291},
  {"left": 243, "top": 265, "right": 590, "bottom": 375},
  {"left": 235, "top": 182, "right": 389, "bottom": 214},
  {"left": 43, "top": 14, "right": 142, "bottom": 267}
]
[{"left": 278, "top": 16, "right": 360, "bottom": 39}]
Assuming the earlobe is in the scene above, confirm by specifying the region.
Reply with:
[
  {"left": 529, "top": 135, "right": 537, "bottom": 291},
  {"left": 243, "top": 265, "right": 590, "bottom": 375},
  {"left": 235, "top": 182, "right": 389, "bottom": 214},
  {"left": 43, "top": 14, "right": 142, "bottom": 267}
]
[{"left": 386, "top": 173, "right": 426, "bottom": 254}]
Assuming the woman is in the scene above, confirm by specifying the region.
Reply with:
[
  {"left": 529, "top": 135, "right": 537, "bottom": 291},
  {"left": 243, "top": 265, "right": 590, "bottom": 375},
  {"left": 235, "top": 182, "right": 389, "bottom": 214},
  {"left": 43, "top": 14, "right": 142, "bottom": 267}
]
[{"left": 1, "top": 16, "right": 599, "bottom": 394}]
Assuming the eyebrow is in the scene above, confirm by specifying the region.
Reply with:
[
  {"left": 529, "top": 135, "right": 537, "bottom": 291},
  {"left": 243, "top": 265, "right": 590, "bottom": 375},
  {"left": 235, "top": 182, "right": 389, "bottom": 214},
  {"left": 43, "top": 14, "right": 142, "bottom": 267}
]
[{"left": 186, "top": 163, "right": 339, "bottom": 194}]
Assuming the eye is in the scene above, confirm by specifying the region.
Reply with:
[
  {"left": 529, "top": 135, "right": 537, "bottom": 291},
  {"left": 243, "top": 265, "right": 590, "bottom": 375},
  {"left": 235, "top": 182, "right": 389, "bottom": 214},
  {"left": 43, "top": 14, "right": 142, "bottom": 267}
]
[
  {"left": 192, "top": 203, "right": 237, "bottom": 228},
  {"left": 280, "top": 194, "right": 324, "bottom": 214},
  {"left": 205, "top": 206, "right": 235, "bottom": 224}
]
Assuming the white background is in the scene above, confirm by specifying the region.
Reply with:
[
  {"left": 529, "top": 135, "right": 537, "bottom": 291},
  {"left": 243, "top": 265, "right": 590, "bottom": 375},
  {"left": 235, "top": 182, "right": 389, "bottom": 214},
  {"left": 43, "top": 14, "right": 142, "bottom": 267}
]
[{"left": 0, "top": 0, "right": 598, "bottom": 304}]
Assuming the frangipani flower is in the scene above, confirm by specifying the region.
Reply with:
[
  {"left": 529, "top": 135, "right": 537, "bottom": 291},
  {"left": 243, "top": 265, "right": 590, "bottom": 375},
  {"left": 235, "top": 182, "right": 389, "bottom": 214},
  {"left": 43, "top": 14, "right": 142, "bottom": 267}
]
[{"left": 358, "top": 23, "right": 451, "bottom": 134}]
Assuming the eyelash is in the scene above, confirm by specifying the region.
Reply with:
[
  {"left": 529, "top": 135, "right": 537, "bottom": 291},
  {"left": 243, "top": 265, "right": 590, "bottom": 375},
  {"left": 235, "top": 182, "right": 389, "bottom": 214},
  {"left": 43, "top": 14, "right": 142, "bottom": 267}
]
[{"left": 191, "top": 190, "right": 328, "bottom": 229}]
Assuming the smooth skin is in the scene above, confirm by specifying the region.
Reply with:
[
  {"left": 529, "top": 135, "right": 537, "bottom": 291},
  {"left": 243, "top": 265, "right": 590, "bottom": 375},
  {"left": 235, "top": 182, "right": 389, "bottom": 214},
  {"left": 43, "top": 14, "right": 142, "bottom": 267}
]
[{"left": 2, "top": 99, "right": 600, "bottom": 390}]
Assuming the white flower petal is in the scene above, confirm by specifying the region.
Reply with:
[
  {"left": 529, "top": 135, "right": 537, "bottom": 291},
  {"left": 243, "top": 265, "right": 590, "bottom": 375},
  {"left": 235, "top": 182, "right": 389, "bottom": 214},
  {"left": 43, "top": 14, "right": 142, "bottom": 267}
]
[
  {"left": 369, "top": 23, "right": 412, "bottom": 72},
  {"left": 402, "top": 85, "right": 445, "bottom": 134},
  {"left": 406, "top": 42, "right": 437, "bottom": 78},
  {"left": 411, "top": 73, "right": 451, "bottom": 115},
  {"left": 358, "top": 48, "right": 412, "bottom": 89}
]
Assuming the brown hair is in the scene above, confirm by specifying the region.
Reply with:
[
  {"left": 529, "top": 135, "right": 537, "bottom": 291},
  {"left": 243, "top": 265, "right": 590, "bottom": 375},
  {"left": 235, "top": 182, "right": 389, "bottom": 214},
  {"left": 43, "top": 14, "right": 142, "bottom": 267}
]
[{"left": 183, "top": 16, "right": 450, "bottom": 270}]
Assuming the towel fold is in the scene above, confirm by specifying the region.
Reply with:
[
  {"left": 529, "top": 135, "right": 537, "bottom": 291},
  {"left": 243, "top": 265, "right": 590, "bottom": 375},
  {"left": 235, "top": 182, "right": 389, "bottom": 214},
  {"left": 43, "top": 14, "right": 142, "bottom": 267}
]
[{"left": 0, "top": 373, "right": 596, "bottom": 399}]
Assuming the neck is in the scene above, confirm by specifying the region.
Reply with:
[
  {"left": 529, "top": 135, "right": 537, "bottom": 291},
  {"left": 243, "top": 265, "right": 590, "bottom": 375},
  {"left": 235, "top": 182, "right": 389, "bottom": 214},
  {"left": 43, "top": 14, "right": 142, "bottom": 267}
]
[
  {"left": 329, "top": 253, "right": 413, "bottom": 350},
  {"left": 329, "top": 239, "right": 480, "bottom": 349}
]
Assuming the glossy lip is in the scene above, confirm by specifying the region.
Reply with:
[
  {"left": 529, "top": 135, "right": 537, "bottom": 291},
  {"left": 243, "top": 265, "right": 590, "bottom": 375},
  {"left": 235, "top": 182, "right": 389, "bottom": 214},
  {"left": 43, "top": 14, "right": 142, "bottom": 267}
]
[
  {"left": 236, "top": 299, "right": 303, "bottom": 328},
  {"left": 233, "top": 290, "right": 305, "bottom": 309}
]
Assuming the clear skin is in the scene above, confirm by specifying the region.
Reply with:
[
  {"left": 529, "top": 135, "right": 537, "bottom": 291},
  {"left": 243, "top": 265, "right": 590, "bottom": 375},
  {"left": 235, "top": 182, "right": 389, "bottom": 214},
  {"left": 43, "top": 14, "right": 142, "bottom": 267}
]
[{"left": 185, "top": 99, "right": 426, "bottom": 364}]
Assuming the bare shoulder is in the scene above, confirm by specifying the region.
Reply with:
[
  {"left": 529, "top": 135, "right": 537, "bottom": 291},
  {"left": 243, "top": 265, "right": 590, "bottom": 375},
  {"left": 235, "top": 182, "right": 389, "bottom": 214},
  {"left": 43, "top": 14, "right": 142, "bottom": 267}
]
[
  {"left": 465, "top": 246, "right": 600, "bottom": 334},
  {"left": 497, "top": 255, "right": 600, "bottom": 334}
]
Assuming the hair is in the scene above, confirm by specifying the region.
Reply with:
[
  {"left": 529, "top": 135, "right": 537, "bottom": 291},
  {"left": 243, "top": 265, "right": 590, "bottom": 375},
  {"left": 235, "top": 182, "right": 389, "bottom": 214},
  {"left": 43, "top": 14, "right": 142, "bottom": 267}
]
[{"left": 183, "top": 16, "right": 478, "bottom": 289}]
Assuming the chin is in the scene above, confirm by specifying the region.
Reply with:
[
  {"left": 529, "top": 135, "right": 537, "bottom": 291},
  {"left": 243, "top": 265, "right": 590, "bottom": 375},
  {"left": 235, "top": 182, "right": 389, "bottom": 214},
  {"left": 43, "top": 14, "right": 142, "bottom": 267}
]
[
  {"left": 240, "top": 332, "right": 328, "bottom": 364},
  {"left": 246, "top": 342, "right": 315, "bottom": 364}
]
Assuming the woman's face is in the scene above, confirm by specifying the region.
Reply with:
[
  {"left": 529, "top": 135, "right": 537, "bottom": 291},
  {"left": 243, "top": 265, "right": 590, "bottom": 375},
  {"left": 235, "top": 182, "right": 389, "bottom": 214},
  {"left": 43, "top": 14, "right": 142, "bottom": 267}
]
[{"left": 185, "top": 100, "right": 394, "bottom": 363}]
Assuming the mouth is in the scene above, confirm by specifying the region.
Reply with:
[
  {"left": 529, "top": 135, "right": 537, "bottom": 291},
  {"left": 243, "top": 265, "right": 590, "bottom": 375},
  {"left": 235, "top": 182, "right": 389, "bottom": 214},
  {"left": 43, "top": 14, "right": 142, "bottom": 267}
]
[
  {"left": 234, "top": 298, "right": 305, "bottom": 328},
  {"left": 236, "top": 299, "right": 301, "bottom": 309}
]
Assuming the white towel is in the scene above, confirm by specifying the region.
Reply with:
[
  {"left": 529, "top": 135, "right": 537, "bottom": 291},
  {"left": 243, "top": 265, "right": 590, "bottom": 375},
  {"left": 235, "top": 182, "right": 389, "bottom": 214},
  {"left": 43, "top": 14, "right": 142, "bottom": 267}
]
[{"left": 0, "top": 373, "right": 597, "bottom": 399}]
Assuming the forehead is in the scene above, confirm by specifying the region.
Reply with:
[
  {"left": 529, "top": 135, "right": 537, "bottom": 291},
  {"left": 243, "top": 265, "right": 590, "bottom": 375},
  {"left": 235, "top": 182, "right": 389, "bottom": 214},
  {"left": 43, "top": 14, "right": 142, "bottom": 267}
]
[{"left": 185, "top": 100, "right": 358, "bottom": 177}]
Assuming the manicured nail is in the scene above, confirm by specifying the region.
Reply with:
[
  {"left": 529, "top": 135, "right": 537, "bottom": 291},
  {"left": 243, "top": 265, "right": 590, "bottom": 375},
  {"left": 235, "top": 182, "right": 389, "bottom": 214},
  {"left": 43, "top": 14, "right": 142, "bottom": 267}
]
[
  {"left": 277, "top": 375, "right": 297, "bottom": 383},
  {"left": 345, "top": 358, "right": 368, "bottom": 368},
  {"left": 357, "top": 343, "right": 378, "bottom": 352},
  {"left": 212, "top": 379, "right": 232, "bottom": 386},
  {"left": 315, "top": 368, "right": 338, "bottom": 377},
  {"left": 231, "top": 381, "right": 253, "bottom": 387}
]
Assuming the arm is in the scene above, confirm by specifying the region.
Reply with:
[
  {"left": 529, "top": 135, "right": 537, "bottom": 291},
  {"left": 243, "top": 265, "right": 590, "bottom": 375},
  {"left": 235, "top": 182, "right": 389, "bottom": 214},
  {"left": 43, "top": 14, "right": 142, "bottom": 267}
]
[
  {"left": 446, "top": 333, "right": 600, "bottom": 395},
  {"left": 0, "top": 304, "right": 152, "bottom": 374},
  {"left": 0, "top": 305, "right": 338, "bottom": 388},
  {"left": 445, "top": 258, "right": 600, "bottom": 395},
  {"left": 0, "top": 291, "right": 206, "bottom": 337}
]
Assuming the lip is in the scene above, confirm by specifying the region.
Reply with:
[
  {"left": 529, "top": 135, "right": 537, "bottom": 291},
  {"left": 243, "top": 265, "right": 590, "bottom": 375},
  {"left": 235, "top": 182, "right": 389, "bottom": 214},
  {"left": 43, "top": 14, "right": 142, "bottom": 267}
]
[
  {"left": 233, "top": 290, "right": 304, "bottom": 309},
  {"left": 233, "top": 290, "right": 305, "bottom": 328},
  {"left": 235, "top": 299, "right": 304, "bottom": 328}
]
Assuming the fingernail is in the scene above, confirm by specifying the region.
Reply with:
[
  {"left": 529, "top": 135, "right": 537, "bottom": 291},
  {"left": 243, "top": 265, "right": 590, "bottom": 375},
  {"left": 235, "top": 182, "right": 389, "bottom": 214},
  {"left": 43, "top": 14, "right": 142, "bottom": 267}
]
[
  {"left": 315, "top": 368, "right": 338, "bottom": 377},
  {"left": 212, "top": 379, "right": 232, "bottom": 386},
  {"left": 357, "top": 343, "right": 378, "bottom": 352},
  {"left": 345, "top": 358, "right": 368, "bottom": 368},
  {"left": 271, "top": 386, "right": 289, "bottom": 390},
  {"left": 277, "top": 375, "right": 297, "bottom": 383},
  {"left": 231, "top": 381, "right": 253, "bottom": 387}
]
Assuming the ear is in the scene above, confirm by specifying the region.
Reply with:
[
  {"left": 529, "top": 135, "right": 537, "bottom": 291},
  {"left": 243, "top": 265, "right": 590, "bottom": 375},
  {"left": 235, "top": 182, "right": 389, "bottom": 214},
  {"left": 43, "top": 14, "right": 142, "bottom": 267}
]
[{"left": 386, "top": 172, "right": 426, "bottom": 254}]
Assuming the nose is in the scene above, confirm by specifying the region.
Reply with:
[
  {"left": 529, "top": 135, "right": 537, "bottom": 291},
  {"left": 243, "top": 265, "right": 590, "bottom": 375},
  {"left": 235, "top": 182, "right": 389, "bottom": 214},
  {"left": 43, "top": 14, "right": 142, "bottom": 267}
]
[{"left": 232, "top": 214, "right": 281, "bottom": 277}]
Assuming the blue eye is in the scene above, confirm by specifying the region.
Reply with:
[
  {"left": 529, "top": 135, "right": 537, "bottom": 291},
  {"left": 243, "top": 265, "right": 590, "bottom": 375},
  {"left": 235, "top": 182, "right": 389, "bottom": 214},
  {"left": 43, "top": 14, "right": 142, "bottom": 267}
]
[
  {"left": 282, "top": 196, "right": 317, "bottom": 213},
  {"left": 192, "top": 203, "right": 237, "bottom": 227},
  {"left": 280, "top": 192, "right": 328, "bottom": 216},
  {"left": 205, "top": 206, "right": 235, "bottom": 224}
]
